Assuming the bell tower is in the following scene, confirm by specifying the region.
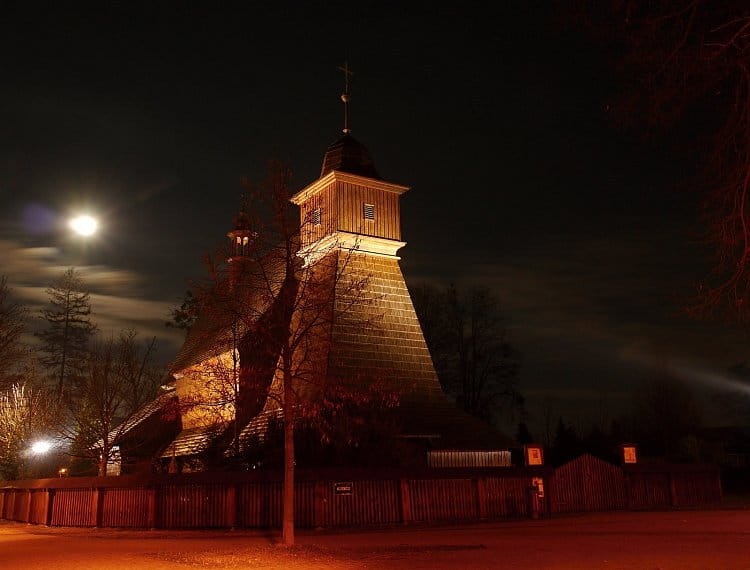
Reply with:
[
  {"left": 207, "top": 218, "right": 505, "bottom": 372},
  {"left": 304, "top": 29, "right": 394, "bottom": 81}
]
[
  {"left": 292, "top": 64, "right": 409, "bottom": 264},
  {"left": 291, "top": 140, "right": 409, "bottom": 264}
]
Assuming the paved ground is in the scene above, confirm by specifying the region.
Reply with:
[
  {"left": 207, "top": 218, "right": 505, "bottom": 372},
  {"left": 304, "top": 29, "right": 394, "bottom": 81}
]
[{"left": 1, "top": 510, "right": 749, "bottom": 569}]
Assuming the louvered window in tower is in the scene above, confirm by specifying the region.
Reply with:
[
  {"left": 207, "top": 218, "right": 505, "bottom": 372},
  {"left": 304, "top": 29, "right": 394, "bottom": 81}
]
[
  {"left": 363, "top": 203, "right": 375, "bottom": 221},
  {"left": 313, "top": 207, "right": 321, "bottom": 226}
]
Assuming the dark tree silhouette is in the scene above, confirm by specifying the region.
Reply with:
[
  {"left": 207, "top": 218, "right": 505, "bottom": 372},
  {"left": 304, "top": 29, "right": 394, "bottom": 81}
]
[
  {"left": 515, "top": 421, "right": 535, "bottom": 445},
  {"left": 550, "top": 418, "right": 583, "bottom": 466},
  {"left": 166, "top": 290, "right": 199, "bottom": 332},
  {"left": 36, "top": 268, "right": 96, "bottom": 397},
  {"left": 633, "top": 370, "right": 702, "bottom": 458},
  {"left": 411, "top": 282, "right": 523, "bottom": 425},
  {"left": 573, "top": 1, "right": 750, "bottom": 322},
  {"left": 0, "top": 276, "right": 27, "bottom": 389}
]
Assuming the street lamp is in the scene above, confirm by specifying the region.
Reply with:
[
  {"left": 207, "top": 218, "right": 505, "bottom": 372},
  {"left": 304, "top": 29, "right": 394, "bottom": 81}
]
[{"left": 30, "top": 440, "right": 52, "bottom": 455}]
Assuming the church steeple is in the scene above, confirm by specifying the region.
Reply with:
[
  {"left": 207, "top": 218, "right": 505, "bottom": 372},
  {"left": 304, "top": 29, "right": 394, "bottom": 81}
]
[{"left": 291, "top": 78, "right": 408, "bottom": 264}]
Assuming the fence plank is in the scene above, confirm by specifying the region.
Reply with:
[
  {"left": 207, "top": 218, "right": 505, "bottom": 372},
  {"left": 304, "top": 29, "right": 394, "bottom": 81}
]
[
  {"left": 52, "top": 489, "right": 95, "bottom": 526},
  {"left": 102, "top": 488, "right": 150, "bottom": 528}
]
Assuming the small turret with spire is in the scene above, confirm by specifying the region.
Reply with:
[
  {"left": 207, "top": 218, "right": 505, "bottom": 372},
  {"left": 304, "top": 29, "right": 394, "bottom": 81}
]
[{"left": 227, "top": 196, "right": 255, "bottom": 285}]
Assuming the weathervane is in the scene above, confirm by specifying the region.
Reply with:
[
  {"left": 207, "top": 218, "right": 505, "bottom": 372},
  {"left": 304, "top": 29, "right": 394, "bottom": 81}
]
[{"left": 338, "top": 61, "right": 353, "bottom": 134}]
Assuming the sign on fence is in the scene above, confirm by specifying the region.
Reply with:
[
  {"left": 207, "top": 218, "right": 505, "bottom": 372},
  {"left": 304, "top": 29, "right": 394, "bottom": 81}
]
[{"left": 334, "top": 482, "right": 353, "bottom": 495}]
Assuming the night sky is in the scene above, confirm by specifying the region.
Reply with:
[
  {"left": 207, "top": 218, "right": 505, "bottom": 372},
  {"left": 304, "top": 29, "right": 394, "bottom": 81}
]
[{"left": 1, "top": 3, "right": 746, "bottom": 433}]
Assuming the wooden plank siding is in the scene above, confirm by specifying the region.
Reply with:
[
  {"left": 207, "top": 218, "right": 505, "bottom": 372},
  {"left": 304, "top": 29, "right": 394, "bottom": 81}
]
[
  {"left": 158, "top": 484, "right": 226, "bottom": 528},
  {"left": 428, "top": 451, "right": 512, "bottom": 468},
  {"left": 484, "top": 477, "right": 530, "bottom": 518},
  {"left": 102, "top": 487, "right": 151, "bottom": 527},
  {"left": 238, "top": 482, "right": 282, "bottom": 528},
  {"left": 335, "top": 181, "right": 400, "bottom": 241},
  {"left": 673, "top": 471, "right": 722, "bottom": 505},
  {"left": 627, "top": 472, "right": 672, "bottom": 509},
  {"left": 409, "top": 479, "right": 478, "bottom": 522},
  {"left": 298, "top": 180, "right": 402, "bottom": 249},
  {"left": 52, "top": 488, "right": 95, "bottom": 526},
  {"left": 28, "top": 490, "right": 48, "bottom": 524},
  {"left": 551, "top": 454, "right": 627, "bottom": 513},
  {"left": 323, "top": 479, "right": 401, "bottom": 527},
  {"left": 300, "top": 184, "right": 336, "bottom": 248}
]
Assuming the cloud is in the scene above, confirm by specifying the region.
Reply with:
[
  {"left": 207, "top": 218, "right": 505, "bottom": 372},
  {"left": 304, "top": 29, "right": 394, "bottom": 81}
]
[
  {"left": 407, "top": 228, "right": 750, "bottom": 426},
  {"left": 0, "top": 239, "right": 185, "bottom": 360}
]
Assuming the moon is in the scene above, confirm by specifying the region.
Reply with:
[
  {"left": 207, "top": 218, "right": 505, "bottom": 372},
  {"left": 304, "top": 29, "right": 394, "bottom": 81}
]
[{"left": 69, "top": 215, "right": 98, "bottom": 236}]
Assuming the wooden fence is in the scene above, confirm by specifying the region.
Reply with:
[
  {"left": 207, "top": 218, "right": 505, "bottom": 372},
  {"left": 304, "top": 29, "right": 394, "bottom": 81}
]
[
  {"left": 550, "top": 454, "right": 722, "bottom": 513},
  {"left": 0, "top": 458, "right": 721, "bottom": 529}
]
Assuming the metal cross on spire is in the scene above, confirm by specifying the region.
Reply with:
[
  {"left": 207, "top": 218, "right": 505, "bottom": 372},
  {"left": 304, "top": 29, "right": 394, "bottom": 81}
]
[{"left": 338, "top": 61, "right": 353, "bottom": 134}]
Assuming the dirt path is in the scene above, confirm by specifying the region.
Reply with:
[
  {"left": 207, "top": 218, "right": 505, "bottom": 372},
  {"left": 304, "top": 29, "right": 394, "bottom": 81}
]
[{"left": 1, "top": 509, "right": 749, "bottom": 569}]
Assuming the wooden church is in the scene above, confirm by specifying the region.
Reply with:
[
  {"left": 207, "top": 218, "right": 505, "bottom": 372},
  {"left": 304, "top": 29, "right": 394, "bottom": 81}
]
[{"left": 114, "top": 91, "right": 514, "bottom": 473}]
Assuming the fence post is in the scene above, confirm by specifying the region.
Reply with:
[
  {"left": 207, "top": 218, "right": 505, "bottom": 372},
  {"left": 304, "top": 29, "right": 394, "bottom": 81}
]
[
  {"left": 475, "top": 478, "right": 488, "bottom": 520},
  {"left": 668, "top": 471, "right": 679, "bottom": 507},
  {"left": 0, "top": 489, "right": 5, "bottom": 520},
  {"left": 24, "top": 490, "right": 32, "bottom": 523},
  {"left": 399, "top": 479, "right": 412, "bottom": 524},
  {"left": 92, "top": 488, "right": 104, "bottom": 527},
  {"left": 147, "top": 486, "right": 158, "bottom": 530},
  {"left": 314, "top": 481, "right": 327, "bottom": 528},
  {"left": 225, "top": 483, "right": 237, "bottom": 530},
  {"left": 44, "top": 489, "right": 55, "bottom": 526}
]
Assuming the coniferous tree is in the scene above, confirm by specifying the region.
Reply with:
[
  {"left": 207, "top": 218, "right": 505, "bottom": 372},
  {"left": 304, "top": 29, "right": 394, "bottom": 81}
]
[
  {"left": 36, "top": 268, "right": 96, "bottom": 397},
  {"left": 166, "top": 290, "right": 199, "bottom": 332},
  {"left": 0, "top": 276, "right": 27, "bottom": 389}
]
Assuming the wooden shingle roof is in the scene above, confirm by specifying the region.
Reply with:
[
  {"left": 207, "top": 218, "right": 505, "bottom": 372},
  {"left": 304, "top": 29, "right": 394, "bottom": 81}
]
[{"left": 171, "top": 249, "right": 292, "bottom": 373}]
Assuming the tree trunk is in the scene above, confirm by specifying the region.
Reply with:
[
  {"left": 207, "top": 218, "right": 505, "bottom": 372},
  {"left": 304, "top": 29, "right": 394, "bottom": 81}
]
[
  {"left": 281, "top": 365, "right": 295, "bottom": 546},
  {"left": 58, "top": 292, "right": 71, "bottom": 399}
]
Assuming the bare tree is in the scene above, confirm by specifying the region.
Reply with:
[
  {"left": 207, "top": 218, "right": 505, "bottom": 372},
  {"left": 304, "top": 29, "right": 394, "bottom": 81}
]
[
  {"left": 0, "top": 276, "right": 27, "bottom": 389},
  {"left": 411, "top": 282, "right": 523, "bottom": 425},
  {"left": 180, "top": 163, "right": 392, "bottom": 546},
  {"left": 36, "top": 268, "right": 97, "bottom": 397},
  {"left": 0, "top": 383, "right": 53, "bottom": 480},
  {"left": 60, "top": 330, "right": 162, "bottom": 476},
  {"left": 574, "top": 2, "right": 750, "bottom": 322}
]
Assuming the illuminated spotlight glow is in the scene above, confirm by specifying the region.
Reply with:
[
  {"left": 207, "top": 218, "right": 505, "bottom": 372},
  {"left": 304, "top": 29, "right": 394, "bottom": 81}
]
[
  {"left": 69, "top": 215, "right": 98, "bottom": 236},
  {"left": 31, "top": 440, "right": 52, "bottom": 454}
]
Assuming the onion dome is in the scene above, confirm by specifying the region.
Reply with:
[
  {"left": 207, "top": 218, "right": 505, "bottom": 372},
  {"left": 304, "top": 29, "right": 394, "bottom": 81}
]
[{"left": 320, "top": 134, "right": 381, "bottom": 180}]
